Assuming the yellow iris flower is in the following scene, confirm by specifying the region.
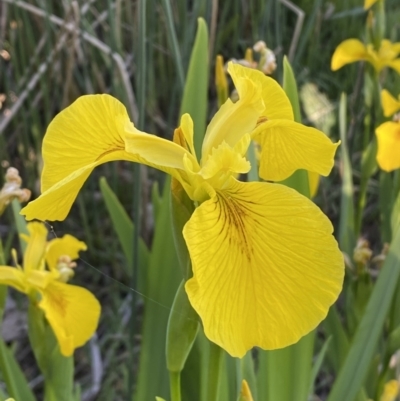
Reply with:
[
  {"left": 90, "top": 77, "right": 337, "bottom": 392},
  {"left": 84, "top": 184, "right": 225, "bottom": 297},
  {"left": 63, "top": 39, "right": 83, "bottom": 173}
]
[
  {"left": 0, "top": 222, "right": 100, "bottom": 356},
  {"left": 331, "top": 39, "right": 400, "bottom": 74},
  {"left": 21, "top": 62, "right": 344, "bottom": 357}
]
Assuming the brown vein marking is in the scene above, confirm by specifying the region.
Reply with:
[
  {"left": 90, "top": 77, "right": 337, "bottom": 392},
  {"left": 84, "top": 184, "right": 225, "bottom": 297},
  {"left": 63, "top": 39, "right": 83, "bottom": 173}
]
[
  {"left": 256, "top": 116, "right": 268, "bottom": 127},
  {"left": 220, "top": 194, "right": 253, "bottom": 262},
  {"left": 47, "top": 290, "right": 68, "bottom": 317},
  {"left": 95, "top": 145, "right": 125, "bottom": 161}
]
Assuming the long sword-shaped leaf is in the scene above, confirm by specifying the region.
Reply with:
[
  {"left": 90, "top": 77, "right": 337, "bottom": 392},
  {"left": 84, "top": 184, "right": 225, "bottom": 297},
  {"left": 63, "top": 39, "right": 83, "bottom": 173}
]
[
  {"left": 0, "top": 338, "right": 36, "bottom": 401},
  {"left": 327, "top": 226, "right": 400, "bottom": 401},
  {"left": 135, "top": 180, "right": 182, "bottom": 401},
  {"left": 179, "top": 18, "right": 209, "bottom": 158},
  {"left": 337, "top": 93, "right": 355, "bottom": 256},
  {"left": 99, "top": 177, "right": 149, "bottom": 278}
]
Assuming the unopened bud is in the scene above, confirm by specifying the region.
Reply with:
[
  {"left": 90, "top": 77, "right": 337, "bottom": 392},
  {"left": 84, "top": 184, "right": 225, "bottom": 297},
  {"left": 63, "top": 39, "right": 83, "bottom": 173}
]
[{"left": 0, "top": 167, "right": 31, "bottom": 216}]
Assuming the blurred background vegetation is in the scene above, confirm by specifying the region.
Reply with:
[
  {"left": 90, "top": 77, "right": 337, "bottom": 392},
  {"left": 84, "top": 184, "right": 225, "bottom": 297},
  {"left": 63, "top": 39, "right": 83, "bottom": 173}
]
[{"left": 1, "top": 0, "right": 400, "bottom": 400}]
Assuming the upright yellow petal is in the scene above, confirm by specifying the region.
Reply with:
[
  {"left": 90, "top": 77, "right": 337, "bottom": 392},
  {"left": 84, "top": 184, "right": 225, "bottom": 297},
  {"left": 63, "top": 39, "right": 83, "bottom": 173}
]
[
  {"left": 0, "top": 266, "right": 26, "bottom": 292},
  {"left": 228, "top": 62, "right": 294, "bottom": 121},
  {"left": 21, "top": 94, "right": 190, "bottom": 221},
  {"left": 201, "top": 63, "right": 264, "bottom": 161},
  {"left": 45, "top": 235, "right": 87, "bottom": 271},
  {"left": 331, "top": 39, "right": 368, "bottom": 71},
  {"left": 253, "top": 119, "right": 339, "bottom": 182},
  {"left": 23, "top": 222, "right": 48, "bottom": 272},
  {"left": 376, "top": 121, "right": 400, "bottom": 171},
  {"left": 184, "top": 178, "right": 344, "bottom": 357},
  {"left": 381, "top": 90, "right": 400, "bottom": 117},
  {"left": 39, "top": 280, "right": 100, "bottom": 356}
]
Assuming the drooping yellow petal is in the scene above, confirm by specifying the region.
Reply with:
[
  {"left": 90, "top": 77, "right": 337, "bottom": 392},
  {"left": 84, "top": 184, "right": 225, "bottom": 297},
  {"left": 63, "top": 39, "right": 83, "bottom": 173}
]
[
  {"left": 46, "top": 235, "right": 87, "bottom": 271},
  {"left": 39, "top": 280, "right": 100, "bottom": 356},
  {"left": 39, "top": 95, "right": 135, "bottom": 192},
  {"left": 184, "top": 178, "right": 344, "bottom": 357},
  {"left": 21, "top": 94, "right": 191, "bottom": 221},
  {"left": 364, "top": 0, "right": 380, "bottom": 9},
  {"left": 23, "top": 222, "right": 48, "bottom": 272},
  {"left": 0, "top": 266, "right": 26, "bottom": 292},
  {"left": 253, "top": 119, "right": 339, "bottom": 182},
  {"left": 376, "top": 121, "right": 400, "bottom": 171},
  {"left": 228, "top": 62, "right": 294, "bottom": 121},
  {"left": 331, "top": 39, "right": 368, "bottom": 71},
  {"left": 201, "top": 63, "right": 264, "bottom": 161},
  {"left": 381, "top": 90, "right": 400, "bottom": 117}
]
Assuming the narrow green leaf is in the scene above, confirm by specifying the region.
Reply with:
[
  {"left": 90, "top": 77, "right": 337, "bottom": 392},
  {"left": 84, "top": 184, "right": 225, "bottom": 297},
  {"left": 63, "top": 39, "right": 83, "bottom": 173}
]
[
  {"left": 337, "top": 93, "right": 356, "bottom": 257},
  {"left": 0, "top": 338, "right": 36, "bottom": 401},
  {"left": 166, "top": 280, "right": 199, "bottom": 373},
  {"left": 239, "top": 353, "right": 257, "bottom": 401},
  {"left": 179, "top": 18, "right": 209, "bottom": 158},
  {"left": 11, "top": 199, "right": 28, "bottom": 253},
  {"left": 379, "top": 171, "right": 393, "bottom": 243},
  {"left": 162, "top": 0, "right": 185, "bottom": 89},
  {"left": 99, "top": 177, "right": 149, "bottom": 275},
  {"left": 327, "top": 226, "right": 400, "bottom": 401},
  {"left": 282, "top": 57, "right": 301, "bottom": 123},
  {"left": 135, "top": 180, "right": 182, "bottom": 401},
  {"left": 258, "top": 332, "right": 314, "bottom": 401},
  {"left": 308, "top": 337, "right": 332, "bottom": 395}
]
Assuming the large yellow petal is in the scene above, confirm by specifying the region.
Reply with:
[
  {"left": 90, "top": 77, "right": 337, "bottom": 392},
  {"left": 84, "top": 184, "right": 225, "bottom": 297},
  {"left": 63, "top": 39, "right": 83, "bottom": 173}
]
[
  {"left": 253, "top": 119, "right": 339, "bottom": 182},
  {"left": 0, "top": 266, "right": 26, "bottom": 293},
  {"left": 23, "top": 222, "right": 48, "bottom": 272},
  {"left": 381, "top": 90, "right": 400, "bottom": 117},
  {"left": 376, "top": 121, "right": 400, "bottom": 171},
  {"left": 39, "top": 280, "right": 100, "bottom": 356},
  {"left": 21, "top": 94, "right": 190, "bottom": 221},
  {"left": 46, "top": 235, "right": 87, "bottom": 271},
  {"left": 201, "top": 63, "right": 264, "bottom": 161},
  {"left": 331, "top": 39, "right": 368, "bottom": 71},
  {"left": 228, "top": 62, "right": 294, "bottom": 121},
  {"left": 184, "top": 178, "right": 344, "bottom": 357},
  {"left": 40, "top": 95, "right": 137, "bottom": 192}
]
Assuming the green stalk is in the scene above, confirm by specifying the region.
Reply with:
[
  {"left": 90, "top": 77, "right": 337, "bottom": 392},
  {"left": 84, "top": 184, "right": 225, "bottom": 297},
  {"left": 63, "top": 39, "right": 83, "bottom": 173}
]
[
  {"left": 337, "top": 93, "right": 355, "bottom": 257},
  {"left": 130, "top": 0, "right": 146, "bottom": 398},
  {"left": 206, "top": 343, "right": 224, "bottom": 401},
  {"left": 0, "top": 238, "right": 7, "bottom": 325},
  {"left": 170, "top": 371, "right": 181, "bottom": 401}
]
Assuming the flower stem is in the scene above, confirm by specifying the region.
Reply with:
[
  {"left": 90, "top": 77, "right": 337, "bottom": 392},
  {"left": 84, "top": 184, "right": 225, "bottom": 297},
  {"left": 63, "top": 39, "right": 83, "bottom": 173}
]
[
  {"left": 207, "top": 342, "right": 224, "bottom": 401},
  {"left": 169, "top": 371, "right": 182, "bottom": 401}
]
